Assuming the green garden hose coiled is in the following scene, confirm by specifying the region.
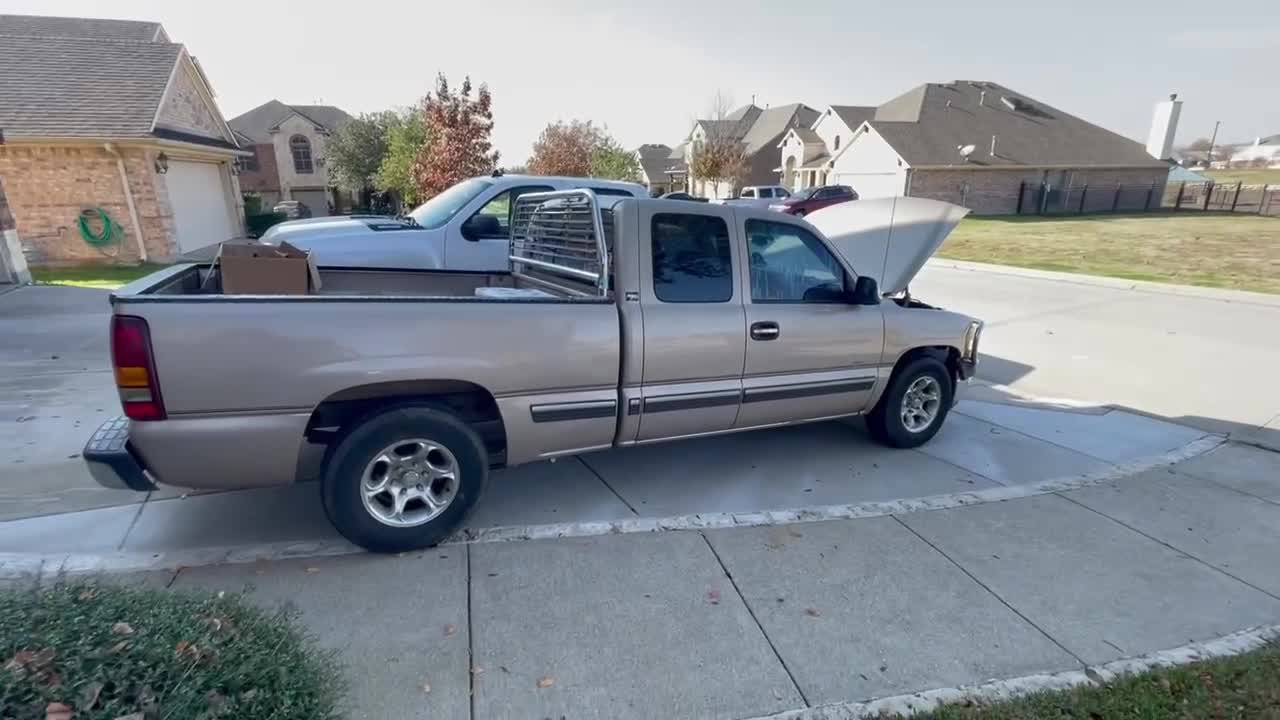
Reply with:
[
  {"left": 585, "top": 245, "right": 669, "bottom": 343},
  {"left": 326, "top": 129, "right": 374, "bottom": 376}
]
[{"left": 77, "top": 207, "right": 121, "bottom": 247}]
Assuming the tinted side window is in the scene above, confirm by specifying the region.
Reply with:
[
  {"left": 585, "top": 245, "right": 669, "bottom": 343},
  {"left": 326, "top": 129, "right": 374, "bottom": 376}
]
[
  {"left": 741, "top": 189, "right": 756, "bottom": 198},
  {"left": 651, "top": 213, "right": 733, "bottom": 303},
  {"left": 589, "top": 187, "right": 635, "bottom": 197},
  {"left": 746, "top": 219, "right": 845, "bottom": 303}
]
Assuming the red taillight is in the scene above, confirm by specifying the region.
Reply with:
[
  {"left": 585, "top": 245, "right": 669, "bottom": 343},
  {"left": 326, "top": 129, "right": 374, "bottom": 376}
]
[{"left": 111, "top": 315, "right": 166, "bottom": 421}]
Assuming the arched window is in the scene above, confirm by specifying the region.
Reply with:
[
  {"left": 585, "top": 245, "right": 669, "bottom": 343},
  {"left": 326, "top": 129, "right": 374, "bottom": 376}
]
[
  {"left": 290, "top": 135, "right": 313, "bottom": 174},
  {"left": 834, "top": 135, "right": 841, "bottom": 151}
]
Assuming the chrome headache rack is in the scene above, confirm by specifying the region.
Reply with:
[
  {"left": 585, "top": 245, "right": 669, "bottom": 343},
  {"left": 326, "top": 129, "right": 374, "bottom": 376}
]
[{"left": 510, "top": 189, "right": 610, "bottom": 297}]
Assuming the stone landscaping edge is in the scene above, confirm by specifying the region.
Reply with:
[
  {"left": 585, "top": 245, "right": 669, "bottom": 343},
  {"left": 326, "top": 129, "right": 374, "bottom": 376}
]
[{"left": 746, "top": 622, "right": 1280, "bottom": 720}]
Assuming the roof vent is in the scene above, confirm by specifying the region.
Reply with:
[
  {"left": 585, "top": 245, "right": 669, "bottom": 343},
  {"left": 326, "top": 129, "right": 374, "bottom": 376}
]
[{"left": 1000, "top": 95, "right": 1051, "bottom": 118}]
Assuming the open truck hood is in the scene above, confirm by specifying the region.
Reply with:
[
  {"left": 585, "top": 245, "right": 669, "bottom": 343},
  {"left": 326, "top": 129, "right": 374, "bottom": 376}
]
[{"left": 806, "top": 197, "right": 969, "bottom": 295}]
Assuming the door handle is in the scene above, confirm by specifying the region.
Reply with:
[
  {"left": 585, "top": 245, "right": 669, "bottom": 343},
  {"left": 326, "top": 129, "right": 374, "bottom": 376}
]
[{"left": 750, "top": 321, "right": 780, "bottom": 341}]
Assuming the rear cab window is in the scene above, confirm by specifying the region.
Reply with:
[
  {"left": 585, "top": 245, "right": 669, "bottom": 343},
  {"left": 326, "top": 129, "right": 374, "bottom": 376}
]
[{"left": 650, "top": 213, "right": 733, "bottom": 303}]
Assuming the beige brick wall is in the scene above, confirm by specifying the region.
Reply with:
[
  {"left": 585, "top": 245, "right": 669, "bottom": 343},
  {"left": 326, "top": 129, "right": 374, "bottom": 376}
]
[
  {"left": 0, "top": 145, "right": 178, "bottom": 265},
  {"left": 154, "top": 62, "right": 225, "bottom": 140},
  {"left": 908, "top": 167, "right": 1168, "bottom": 215}
]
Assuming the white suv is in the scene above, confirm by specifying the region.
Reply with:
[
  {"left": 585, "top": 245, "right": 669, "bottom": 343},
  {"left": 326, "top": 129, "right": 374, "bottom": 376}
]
[{"left": 717, "top": 185, "right": 792, "bottom": 209}]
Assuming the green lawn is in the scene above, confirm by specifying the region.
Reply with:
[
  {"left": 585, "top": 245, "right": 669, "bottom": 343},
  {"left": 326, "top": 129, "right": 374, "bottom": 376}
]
[
  {"left": 1205, "top": 168, "right": 1280, "bottom": 185},
  {"left": 31, "top": 263, "right": 167, "bottom": 289},
  {"left": 938, "top": 212, "right": 1280, "bottom": 294},
  {"left": 922, "top": 643, "right": 1280, "bottom": 719}
]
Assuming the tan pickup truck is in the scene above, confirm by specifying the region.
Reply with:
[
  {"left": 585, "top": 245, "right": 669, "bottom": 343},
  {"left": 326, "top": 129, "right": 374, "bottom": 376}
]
[{"left": 83, "top": 191, "right": 981, "bottom": 552}]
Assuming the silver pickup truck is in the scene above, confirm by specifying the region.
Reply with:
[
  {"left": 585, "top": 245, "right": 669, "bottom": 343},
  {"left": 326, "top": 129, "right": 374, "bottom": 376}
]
[{"left": 83, "top": 191, "right": 981, "bottom": 553}]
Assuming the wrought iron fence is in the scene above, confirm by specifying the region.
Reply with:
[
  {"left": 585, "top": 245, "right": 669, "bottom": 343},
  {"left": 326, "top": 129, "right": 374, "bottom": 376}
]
[{"left": 1014, "top": 181, "right": 1279, "bottom": 217}]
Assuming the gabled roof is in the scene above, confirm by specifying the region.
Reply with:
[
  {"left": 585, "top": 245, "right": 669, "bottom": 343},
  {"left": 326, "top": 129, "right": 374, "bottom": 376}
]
[
  {"left": 228, "top": 100, "right": 353, "bottom": 143},
  {"left": 0, "top": 13, "right": 166, "bottom": 42},
  {"left": 867, "top": 81, "right": 1167, "bottom": 168},
  {"left": 740, "top": 103, "right": 820, "bottom": 155},
  {"left": 0, "top": 34, "right": 180, "bottom": 139},
  {"left": 784, "top": 127, "right": 824, "bottom": 145},
  {"left": 636, "top": 143, "right": 674, "bottom": 182},
  {"left": 828, "top": 105, "right": 875, "bottom": 132}
]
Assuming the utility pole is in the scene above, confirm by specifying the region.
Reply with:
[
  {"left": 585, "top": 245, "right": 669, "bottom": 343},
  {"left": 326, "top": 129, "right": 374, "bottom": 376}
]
[{"left": 1206, "top": 120, "right": 1221, "bottom": 167}]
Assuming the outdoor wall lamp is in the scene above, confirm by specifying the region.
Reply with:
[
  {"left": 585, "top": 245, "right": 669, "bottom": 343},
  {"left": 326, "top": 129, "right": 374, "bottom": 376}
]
[{"left": 154, "top": 152, "right": 169, "bottom": 174}]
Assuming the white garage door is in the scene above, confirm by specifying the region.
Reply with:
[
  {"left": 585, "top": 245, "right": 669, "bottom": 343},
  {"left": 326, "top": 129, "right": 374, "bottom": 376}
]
[
  {"left": 167, "top": 160, "right": 236, "bottom": 253},
  {"left": 836, "top": 172, "right": 905, "bottom": 200}
]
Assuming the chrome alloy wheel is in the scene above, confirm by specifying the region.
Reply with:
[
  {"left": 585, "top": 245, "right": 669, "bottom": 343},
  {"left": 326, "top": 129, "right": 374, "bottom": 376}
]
[
  {"left": 900, "top": 376, "right": 942, "bottom": 433},
  {"left": 360, "top": 439, "right": 459, "bottom": 527}
]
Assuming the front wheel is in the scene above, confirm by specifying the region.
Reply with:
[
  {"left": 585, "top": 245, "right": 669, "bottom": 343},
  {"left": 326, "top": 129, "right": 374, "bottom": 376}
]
[
  {"left": 321, "top": 406, "right": 488, "bottom": 553},
  {"left": 866, "top": 356, "right": 953, "bottom": 448}
]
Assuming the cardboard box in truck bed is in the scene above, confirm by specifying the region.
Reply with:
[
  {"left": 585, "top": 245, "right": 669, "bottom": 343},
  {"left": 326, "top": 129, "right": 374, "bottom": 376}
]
[{"left": 217, "top": 241, "right": 321, "bottom": 295}]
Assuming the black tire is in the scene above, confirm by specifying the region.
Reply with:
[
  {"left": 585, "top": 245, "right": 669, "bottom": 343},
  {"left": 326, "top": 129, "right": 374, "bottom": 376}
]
[
  {"left": 321, "top": 405, "right": 487, "bottom": 553},
  {"left": 865, "top": 356, "right": 953, "bottom": 448}
]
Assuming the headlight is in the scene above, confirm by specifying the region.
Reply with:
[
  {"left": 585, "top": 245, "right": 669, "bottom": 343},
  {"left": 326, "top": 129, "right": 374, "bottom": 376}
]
[{"left": 962, "top": 321, "right": 983, "bottom": 361}]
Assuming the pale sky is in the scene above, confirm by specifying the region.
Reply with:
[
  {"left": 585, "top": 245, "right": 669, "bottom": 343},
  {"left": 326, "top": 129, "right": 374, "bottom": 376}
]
[{"left": 4, "top": 0, "right": 1277, "bottom": 162}]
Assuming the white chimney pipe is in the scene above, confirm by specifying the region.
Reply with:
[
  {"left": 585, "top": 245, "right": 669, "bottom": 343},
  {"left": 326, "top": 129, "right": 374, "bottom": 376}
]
[{"left": 1146, "top": 93, "right": 1182, "bottom": 161}]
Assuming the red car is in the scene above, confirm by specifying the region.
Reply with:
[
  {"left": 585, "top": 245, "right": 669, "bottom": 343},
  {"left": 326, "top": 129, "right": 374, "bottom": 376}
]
[{"left": 769, "top": 185, "right": 858, "bottom": 217}]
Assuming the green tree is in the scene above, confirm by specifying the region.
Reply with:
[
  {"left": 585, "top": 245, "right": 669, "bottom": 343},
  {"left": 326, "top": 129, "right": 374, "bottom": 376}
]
[
  {"left": 590, "top": 135, "right": 640, "bottom": 182},
  {"left": 375, "top": 110, "right": 428, "bottom": 206},
  {"left": 326, "top": 111, "right": 396, "bottom": 192}
]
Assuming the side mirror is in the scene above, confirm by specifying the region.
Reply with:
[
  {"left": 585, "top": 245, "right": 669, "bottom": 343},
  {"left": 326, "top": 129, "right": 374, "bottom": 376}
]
[
  {"left": 461, "top": 214, "right": 503, "bottom": 241},
  {"left": 849, "top": 275, "right": 880, "bottom": 305}
]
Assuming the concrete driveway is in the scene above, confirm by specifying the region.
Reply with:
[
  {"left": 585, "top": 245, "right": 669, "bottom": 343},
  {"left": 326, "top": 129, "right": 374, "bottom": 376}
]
[
  {"left": 0, "top": 285, "right": 139, "bottom": 520},
  {"left": 919, "top": 260, "right": 1280, "bottom": 447}
]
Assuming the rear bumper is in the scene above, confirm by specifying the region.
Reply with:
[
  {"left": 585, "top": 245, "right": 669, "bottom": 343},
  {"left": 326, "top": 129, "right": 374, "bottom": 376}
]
[
  {"left": 82, "top": 416, "right": 157, "bottom": 492},
  {"left": 957, "top": 357, "right": 978, "bottom": 381}
]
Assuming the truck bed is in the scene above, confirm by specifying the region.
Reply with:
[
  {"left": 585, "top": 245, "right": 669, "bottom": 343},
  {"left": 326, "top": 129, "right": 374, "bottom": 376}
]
[{"left": 127, "top": 264, "right": 600, "bottom": 301}]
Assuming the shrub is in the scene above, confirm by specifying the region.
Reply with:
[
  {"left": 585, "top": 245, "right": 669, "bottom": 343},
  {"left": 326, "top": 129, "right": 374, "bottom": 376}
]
[
  {"left": 0, "top": 583, "right": 343, "bottom": 720},
  {"left": 245, "top": 212, "right": 286, "bottom": 238}
]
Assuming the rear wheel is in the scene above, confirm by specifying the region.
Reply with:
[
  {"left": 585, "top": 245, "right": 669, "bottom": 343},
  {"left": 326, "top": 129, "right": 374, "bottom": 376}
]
[
  {"left": 866, "top": 356, "right": 953, "bottom": 448},
  {"left": 321, "top": 406, "right": 487, "bottom": 553}
]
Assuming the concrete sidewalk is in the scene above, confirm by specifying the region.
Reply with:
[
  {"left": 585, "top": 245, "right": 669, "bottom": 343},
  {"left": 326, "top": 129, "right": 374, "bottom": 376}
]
[{"left": 13, "top": 441, "right": 1277, "bottom": 720}]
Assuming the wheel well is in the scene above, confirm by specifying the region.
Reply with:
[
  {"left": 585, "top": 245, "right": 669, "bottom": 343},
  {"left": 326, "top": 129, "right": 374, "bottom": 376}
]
[
  {"left": 893, "top": 346, "right": 962, "bottom": 386},
  {"left": 305, "top": 380, "right": 507, "bottom": 464}
]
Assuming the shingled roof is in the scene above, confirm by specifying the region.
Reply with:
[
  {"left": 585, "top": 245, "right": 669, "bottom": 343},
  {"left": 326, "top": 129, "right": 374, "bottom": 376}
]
[
  {"left": 228, "top": 100, "right": 352, "bottom": 143},
  {"left": 0, "top": 34, "right": 182, "bottom": 139},
  {"left": 0, "top": 13, "right": 166, "bottom": 41},
  {"left": 636, "top": 143, "right": 674, "bottom": 182},
  {"left": 866, "top": 81, "right": 1166, "bottom": 168}
]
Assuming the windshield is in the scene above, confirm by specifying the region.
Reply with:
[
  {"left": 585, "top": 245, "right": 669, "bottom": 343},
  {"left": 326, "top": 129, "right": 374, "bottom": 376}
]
[
  {"left": 794, "top": 187, "right": 821, "bottom": 200},
  {"left": 406, "top": 178, "right": 494, "bottom": 229}
]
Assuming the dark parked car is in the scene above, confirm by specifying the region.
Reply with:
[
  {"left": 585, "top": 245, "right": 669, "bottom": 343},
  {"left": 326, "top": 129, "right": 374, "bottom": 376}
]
[
  {"left": 769, "top": 185, "right": 858, "bottom": 216},
  {"left": 659, "top": 191, "right": 709, "bottom": 202}
]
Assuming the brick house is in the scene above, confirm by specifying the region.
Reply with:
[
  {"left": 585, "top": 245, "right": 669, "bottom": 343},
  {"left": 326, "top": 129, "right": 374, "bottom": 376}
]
[
  {"left": 228, "top": 100, "right": 353, "bottom": 216},
  {"left": 0, "top": 14, "right": 247, "bottom": 265},
  {"left": 777, "top": 81, "right": 1170, "bottom": 215},
  {"left": 677, "top": 103, "right": 821, "bottom": 198}
]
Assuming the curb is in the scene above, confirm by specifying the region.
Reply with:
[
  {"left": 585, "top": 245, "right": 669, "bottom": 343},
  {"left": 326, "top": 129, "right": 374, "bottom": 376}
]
[
  {"left": 0, "top": 434, "right": 1225, "bottom": 581},
  {"left": 745, "top": 623, "right": 1280, "bottom": 719},
  {"left": 927, "top": 258, "right": 1280, "bottom": 307}
]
